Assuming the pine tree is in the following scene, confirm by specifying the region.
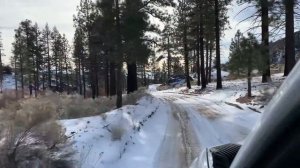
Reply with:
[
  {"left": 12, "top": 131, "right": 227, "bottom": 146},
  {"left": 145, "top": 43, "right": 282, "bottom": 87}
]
[
  {"left": 123, "top": 0, "right": 150, "bottom": 93},
  {"left": 228, "top": 32, "right": 262, "bottom": 97},
  {"left": 12, "top": 30, "right": 23, "bottom": 97},
  {"left": 215, "top": 0, "right": 222, "bottom": 89},
  {"left": 162, "top": 61, "right": 168, "bottom": 82},
  {"left": 41, "top": 24, "right": 52, "bottom": 88},
  {"left": 158, "top": 17, "right": 177, "bottom": 79},
  {"left": 228, "top": 30, "right": 243, "bottom": 77},
  {"left": 173, "top": 57, "right": 184, "bottom": 75},
  {"left": 73, "top": 28, "right": 85, "bottom": 95},
  {"left": 12, "top": 20, "right": 36, "bottom": 97},
  {"left": 74, "top": 0, "right": 98, "bottom": 98},
  {"left": 237, "top": 0, "right": 272, "bottom": 82},
  {"left": 115, "top": 0, "right": 123, "bottom": 108},
  {"left": 95, "top": 0, "right": 117, "bottom": 96},
  {"left": 51, "top": 27, "right": 61, "bottom": 91},
  {"left": 176, "top": 0, "right": 192, "bottom": 89},
  {"left": 32, "top": 23, "right": 43, "bottom": 97}
]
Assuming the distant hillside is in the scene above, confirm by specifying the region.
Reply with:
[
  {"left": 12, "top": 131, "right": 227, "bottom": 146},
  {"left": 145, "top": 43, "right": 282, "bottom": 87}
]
[{"left": 270, "top": 31, "right": 300, "bottom": 64}]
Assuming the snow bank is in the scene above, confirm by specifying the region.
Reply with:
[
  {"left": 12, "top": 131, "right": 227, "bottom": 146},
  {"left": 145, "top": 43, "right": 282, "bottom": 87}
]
[{"left": 61, "top": 96, "right": 171, "bottom": 168}]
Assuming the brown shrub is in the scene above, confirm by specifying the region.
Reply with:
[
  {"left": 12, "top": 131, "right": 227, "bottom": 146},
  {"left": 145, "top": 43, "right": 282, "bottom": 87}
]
[
  {"left": 123, "top": 88, "right": 149, "bottom": 105},
  {"left": 0, "top": 90, "right": 23, "bottom": 109},
  {"left": 60, "top": 88, "right": 147, "bottom": 119},
  {"left": 0, "top": 96, "right": 74, "bottom": 168}
]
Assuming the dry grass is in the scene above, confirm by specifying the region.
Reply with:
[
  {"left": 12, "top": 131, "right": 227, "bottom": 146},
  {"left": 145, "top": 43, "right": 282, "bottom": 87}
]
[
  {"left": 0, "top": 87, "right": 148, "bottom": 167},
  {"left": 0, "top": 90, "right": 23, "bottom": 109},
  {"left": 236, "top": 95, "right": 255, "bottom": 104},
  {"left": 0, "top": 87, "right": 148, "bottom": 120},
  {"left": 59, "top": 88, "right": 148, "bottom": 119},
  {"left": 123, "top": 88, "right": 149, "bottom": 105},
  {"left": 0, "top": 95, "right": 74, "bottom": 168}
]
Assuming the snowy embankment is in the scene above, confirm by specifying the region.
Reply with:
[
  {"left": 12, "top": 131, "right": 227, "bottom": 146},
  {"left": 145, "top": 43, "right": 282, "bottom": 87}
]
[
  {"left": 61, "top": 96, "right": 171, "bottom": 168},
  {"left": 163, "top": 73, "right": 284, "bottom": 113}
]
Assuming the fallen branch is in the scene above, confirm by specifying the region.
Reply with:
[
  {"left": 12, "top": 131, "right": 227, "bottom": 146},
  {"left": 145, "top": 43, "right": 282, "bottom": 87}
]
[
  {"left": 248, "top": 107, "right": 261, "bottom": 113},
  {"left": 225, "top": 102, "right": 243, "bottom": 110}
]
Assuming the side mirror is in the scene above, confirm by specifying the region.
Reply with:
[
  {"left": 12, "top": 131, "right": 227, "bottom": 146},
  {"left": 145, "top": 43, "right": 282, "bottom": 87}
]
[
  {"left": 191, "top": 144, "right": 241, "bottom": 168},
  {"left": 210, "top": 144, "right": 241, "bottom": 168}
]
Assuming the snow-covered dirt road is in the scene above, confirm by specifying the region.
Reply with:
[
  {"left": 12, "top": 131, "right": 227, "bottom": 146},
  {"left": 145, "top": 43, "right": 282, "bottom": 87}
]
[
  {"left": 152, "top": 90, "right": 260, "bottom": 168},
  {"left": 154, "top": 102, "right": 200, "bottom": 168},
  {"left": 62, "top": 84, "right": 262, "bottom": 168}
]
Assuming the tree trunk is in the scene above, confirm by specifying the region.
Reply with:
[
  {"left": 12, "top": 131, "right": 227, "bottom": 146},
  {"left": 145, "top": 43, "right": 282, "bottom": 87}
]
[
  {"left": 143, "top": 65, "right": 147, "bottom": 86},
  {"left": 196, "top": 25, "right": 201, "bottom": 86},
  {"left": 35, "top": 33, "right": 39, "bottom": 98},
  {"left": 35, "top": 57, "right": 39, "bottom": 98},
  {"left": 261, "top": 0, "right": 271, "bottom": 83},
  {"left": 284, "top": 0, "right": 295, "bottom": 76},
  {"left": 115, "top": 0, "right": 122, "bottom": 108},
  {"left": 20, "top": 56, "right": 24, "bottom": 98},
  {"left": 47, "top": 34, "right": 51, "bottom": 88},
  {"left": 209, "top": 44, "right": 212, "bottom": 83},
  {"left": 109, "top": 62, "right": 116, "bottom": 96},
  {"left": 59, "top": 57, "right": 63, "bottom": 93},
  {"left": 90, "top": 53, "right": 97, "bottom": 99},
  {"left": 78, "top": 59, "right": 82, "bottom": 95},
  {"left": 247, "top": 54, "right": 252, "bottom": 97},
  {"left": 65, "top": 53, "right": 69, "bottom": 94},
  {"left": 247, "top": 70, "right": 252, "bottom": 97},
  {"left": 215, "top": 0, "right": 222, "bottom": 89},
  {"left": 127, "top": 62, "right": 138, "bottom": 94},
  {"left": 206, "top": 41, "right": 209, "bottom": 82},
  {"left": 183, "top": 17, "right": 191, "bottom": 89},
  {"left": 105, "top": 59, "right": 109, "bottom": 97},
  {"left": 42, "top": 73, "right": 45, "bottom": 90},
  {"left": 167, "top": 36, "right": 171, "bottom": 79},
  {"left": 200, "top": 12, "right": 206, "bottom": 89},
  {"left": 116, "top": 63, "right": 123, "bottom": 108},
  {"left": 81, "top": 59, "right": 86, "bottom": 98},
  {"left": 55, "top": 59, "right": 58, "bottom": 91},
  {"left": 14, "top": 56, "right": 18, "bottom": 98}
]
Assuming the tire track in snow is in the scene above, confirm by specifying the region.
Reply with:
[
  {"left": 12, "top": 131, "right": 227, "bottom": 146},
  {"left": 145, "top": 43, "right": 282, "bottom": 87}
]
[
  {"left": 168, "top": 94, "right": 251, "bottom": 146},
  {"left": 175, "top": 104, "right": 201, "bottom": 167},
  {"left": 154, "top": 100, "right": 201, "bottom": 168},
  {"left": 153, "top": 92, "right": 253, "bottom": 168}
]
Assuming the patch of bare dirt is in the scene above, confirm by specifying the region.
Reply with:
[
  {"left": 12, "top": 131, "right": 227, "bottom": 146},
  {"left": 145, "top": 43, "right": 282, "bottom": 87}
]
[
  {"left": 194, "top": 88, "right": 213, "bottom": 94},
  {"left": 236, "top": 95, "right": 255, "bottom": 105},
  {"left": 197, "top": 107, "right": 222, "bottom": 119},
  {"left": 179, "top": 88, "right": 190, "bottom": 94},
  {"left": 164, "top": 97, "right": 178, "bottom": 102},
  {"left": 157, "top": 84, "right": 172, "bottom": 91}
]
